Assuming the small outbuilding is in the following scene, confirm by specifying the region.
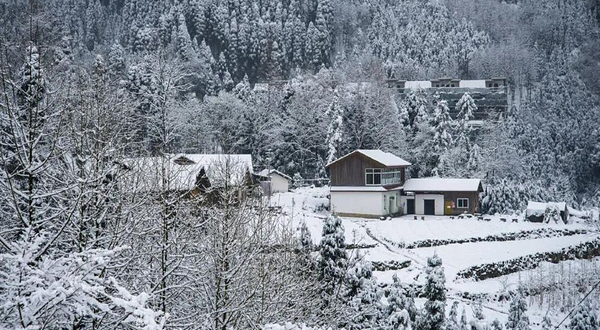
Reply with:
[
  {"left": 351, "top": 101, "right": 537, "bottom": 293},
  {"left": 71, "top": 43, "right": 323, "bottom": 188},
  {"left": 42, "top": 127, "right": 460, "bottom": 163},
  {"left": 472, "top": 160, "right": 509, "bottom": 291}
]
[
  {"left": 258, "top": 169, "right": 292, "bottom": 194},
  {"left": 402, "top": 178, "right": 483, "bottom": 216},
  {"left": 525, "top": 201, "right": 569, "bottom": 224}
]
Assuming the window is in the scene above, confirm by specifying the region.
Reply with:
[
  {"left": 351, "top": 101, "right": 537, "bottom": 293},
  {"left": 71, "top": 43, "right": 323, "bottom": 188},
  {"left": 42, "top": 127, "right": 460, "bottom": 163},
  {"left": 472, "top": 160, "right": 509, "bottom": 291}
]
[
  {"left": 457, "top": 198, "right": 469, "bottom": 208},
  {"left": 365, "top": 168, "right": 381, "bottom": 185},
  {"left": 366, "top": 168, "right": 401, "bottom": 186}
]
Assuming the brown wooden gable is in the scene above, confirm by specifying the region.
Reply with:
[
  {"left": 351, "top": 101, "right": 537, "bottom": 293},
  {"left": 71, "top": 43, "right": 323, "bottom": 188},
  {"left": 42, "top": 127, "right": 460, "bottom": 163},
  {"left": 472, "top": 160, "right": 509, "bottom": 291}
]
[{"left": 328, "top": 152, "right": 405, "bottom": 186}]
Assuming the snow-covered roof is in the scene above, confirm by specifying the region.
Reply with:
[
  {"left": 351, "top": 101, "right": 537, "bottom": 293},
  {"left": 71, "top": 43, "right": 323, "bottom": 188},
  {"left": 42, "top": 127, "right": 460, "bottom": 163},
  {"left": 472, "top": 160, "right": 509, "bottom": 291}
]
[
  {"left": 459, "top": 80, "right": 486, "bottom": 88},
  {"left": 526, "top": 201, "right": 567, "bottom": 216},
  {"left": 404, "top": 81, "right": 431, "bottom": 89},
  {"left": 253, "top": 83, "right": 269, "bottom": 92},
  {"left": 119, "top": 154, "right": 253, "bottom": 192},
  {"left": 403, "top": 178, "right": 483, "bottom": 192},
  {"left": 258, "top": 169, "right": 292, "bottom": 181},
  {"left": 326, "top": 149, "right": 411, "bottom": 168},
  {"left": 330, "top": 186, "right": 404, "bottom": 192}
]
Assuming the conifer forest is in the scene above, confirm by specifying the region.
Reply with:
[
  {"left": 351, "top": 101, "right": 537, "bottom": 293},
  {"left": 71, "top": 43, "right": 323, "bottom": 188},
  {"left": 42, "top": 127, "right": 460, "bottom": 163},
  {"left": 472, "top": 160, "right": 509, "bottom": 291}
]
[{"left": 1, "top": 0, "right": 600, "bottom": 329}]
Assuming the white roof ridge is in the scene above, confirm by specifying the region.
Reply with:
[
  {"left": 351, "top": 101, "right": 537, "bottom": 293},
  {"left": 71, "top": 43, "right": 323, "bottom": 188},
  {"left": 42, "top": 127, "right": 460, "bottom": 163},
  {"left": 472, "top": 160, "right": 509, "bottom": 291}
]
[{"left": 326, "top": 149, "right": 411, "bottom": 168}]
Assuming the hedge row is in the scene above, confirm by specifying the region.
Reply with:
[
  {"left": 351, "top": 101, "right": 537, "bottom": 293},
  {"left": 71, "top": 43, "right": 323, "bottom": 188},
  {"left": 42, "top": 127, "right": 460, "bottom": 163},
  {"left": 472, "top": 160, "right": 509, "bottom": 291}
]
[
  {"left": 456, "top": 238, "right": 600, "bottom": 281},
  {"left": 371, "top": 259, "right": 411, "bottom": 271},
  {"left": 395, "top": 228, "right": 587, "bottom": 249}
]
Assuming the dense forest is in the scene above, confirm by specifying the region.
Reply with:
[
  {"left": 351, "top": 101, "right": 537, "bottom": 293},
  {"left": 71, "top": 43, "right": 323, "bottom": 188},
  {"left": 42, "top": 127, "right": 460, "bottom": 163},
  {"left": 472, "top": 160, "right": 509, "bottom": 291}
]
[
  {"left": 1, "top": 0, "right": 600, "bottom": 328},
  {"left": 2, "top": 0, "right": 600, "bottom": 209}
]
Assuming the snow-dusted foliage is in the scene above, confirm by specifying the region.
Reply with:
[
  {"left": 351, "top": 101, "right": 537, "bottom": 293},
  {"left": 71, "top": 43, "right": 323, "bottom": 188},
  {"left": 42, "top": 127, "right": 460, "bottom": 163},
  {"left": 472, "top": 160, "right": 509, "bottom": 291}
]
[
  {"left": 569, "top": 300, "right": 598, "bottom": 330},
  {"left": 345, "top": 261, "right": 380, "bottom": 330},
  {"left": 419, "top": 254, "right": 447, "bottom": 330},
  {"left": 319, "top": 215, "right": 348, "bottom": 296},
  {"left": 506, "top": 289, "right": 530, "bottom": 330},
  {"left": 0, "top": 232, "right": 165, "bottom": 329}
]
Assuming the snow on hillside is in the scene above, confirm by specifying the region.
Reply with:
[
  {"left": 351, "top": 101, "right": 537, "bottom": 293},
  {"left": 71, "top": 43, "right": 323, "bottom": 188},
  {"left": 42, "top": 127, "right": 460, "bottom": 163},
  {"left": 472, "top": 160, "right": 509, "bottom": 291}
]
[
  {"left": 270, "top": 187, "right": 377, "bottom": 246},
  {"left": 363, "top": 215, "right": 587, "bottom": 246},
  {"left": 274, "top": 187, "right": 599, "bottom": 326}
]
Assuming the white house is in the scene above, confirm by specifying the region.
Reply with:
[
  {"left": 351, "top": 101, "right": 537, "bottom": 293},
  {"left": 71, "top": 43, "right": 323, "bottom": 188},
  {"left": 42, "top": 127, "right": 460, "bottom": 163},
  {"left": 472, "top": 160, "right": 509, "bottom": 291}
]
[
  {"left": 326, "top": 149, "right": 483, "bottom": 218},
  {"left": 326, "top": 150, "right": 410, "bottom": 218},
  {"left": 258, "top": 169, "right": 292, "bottom": 194}
]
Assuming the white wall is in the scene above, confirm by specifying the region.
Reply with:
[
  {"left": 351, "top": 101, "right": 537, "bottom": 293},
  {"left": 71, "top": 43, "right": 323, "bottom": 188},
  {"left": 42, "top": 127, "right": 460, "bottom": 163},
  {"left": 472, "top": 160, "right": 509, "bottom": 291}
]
[
  {"left": 270, "top": 173, "right": 289, "bottom": 193},
  {"left": 415, "top": 194, "right": 444, "bottom": 215},
  {"left": 330, "top": 191, "right": 384, "bottom": 217},
  {"left": 399, "top": 195, "right": 415, "bottom": 214},
  {"left": 383, "top": 191, "right": 401, "bottom": 214}
]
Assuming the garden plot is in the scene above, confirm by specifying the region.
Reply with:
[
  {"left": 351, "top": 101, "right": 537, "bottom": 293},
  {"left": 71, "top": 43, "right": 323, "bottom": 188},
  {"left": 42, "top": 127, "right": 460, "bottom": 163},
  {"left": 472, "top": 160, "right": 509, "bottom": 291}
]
[
  {"left": 362, "top": 215, "right": 587, "bottom": 247},
  {"left": 389, "top": 234, "right": 599, "bottom": 288}
]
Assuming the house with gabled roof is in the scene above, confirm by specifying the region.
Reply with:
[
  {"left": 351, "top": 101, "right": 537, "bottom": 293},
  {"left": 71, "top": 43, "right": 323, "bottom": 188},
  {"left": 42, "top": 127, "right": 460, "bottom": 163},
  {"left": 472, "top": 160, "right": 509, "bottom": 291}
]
[
  {"left": 118, "top": 154, "right": 255, "bottom": 197},
  {"left": 326, "top": 149, "right": 483, "bottom": 217},
  {"left": 257, "top": 168, "right": 292, "bottom": 194}
]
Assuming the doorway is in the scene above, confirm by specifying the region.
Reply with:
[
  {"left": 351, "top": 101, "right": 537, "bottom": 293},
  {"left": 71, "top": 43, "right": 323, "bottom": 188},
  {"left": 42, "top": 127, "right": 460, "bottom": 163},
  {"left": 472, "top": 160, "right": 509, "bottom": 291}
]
[
  {"left": 424, "top": 199, "right": 435, "bottom": 215},
  {"left": 406, "top": 199, "right": 415, "bottom": 214}
]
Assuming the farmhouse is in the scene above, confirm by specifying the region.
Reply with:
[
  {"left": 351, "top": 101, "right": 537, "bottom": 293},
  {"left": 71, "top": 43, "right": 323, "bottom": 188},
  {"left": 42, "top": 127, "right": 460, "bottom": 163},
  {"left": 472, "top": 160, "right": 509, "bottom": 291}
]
[
  {"left": 326, "top": 149, "right": 483, "bottom": 218},
  {"left": 257, "top": 169, "right": 292, "bottom": 194},
  {"left": 118, "top": 154, "right": 254, "bottom": 196},
  {"left": 326, "top": 150, "right": 410, "bottom": 217}
]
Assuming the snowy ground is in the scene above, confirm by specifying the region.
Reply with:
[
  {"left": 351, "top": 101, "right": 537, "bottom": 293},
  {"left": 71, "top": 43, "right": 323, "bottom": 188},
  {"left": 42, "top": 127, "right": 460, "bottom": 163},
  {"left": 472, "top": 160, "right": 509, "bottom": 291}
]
[
  {"left": 363, "top": 215, "right": 587, "bottom": 246},
  {"left": 271, "top": 187, "right": 600, "bottom": 328}
]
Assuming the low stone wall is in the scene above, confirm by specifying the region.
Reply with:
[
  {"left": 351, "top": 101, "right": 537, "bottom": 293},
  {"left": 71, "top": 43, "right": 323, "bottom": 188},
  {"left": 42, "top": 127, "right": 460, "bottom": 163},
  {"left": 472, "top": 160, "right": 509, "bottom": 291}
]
[
  {"left": 456, "top": 238, "right": 600, "bottom": 281},
  {"left": 386, "top": 228, "right": 587, "bottom": 249},
  {"left": 371, "top": 259, "right": 411, "bottom": 271}
]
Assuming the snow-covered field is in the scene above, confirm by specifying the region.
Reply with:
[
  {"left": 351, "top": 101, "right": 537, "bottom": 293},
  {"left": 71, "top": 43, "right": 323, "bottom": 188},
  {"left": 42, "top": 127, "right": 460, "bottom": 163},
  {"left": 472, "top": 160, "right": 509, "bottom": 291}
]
[
  {"left": 272, "top": 187, "right": 600, "bottom": 327},
  {"left": 363, "top": 215, "right": 587, "bottom": 245}
]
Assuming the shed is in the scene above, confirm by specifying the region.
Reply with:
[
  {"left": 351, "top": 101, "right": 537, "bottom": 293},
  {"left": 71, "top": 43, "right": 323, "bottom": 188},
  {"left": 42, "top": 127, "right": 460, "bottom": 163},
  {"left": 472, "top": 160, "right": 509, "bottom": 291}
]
[
  {"left": 525, "top": 201, "right": 569, "bottom": 224},
  {"left": 258, "top": 169, "right": 292, "bottom": 194}
]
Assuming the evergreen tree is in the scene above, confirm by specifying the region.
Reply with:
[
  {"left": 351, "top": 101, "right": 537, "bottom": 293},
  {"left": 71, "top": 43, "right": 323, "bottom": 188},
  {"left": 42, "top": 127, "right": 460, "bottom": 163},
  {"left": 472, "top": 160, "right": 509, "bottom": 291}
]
[
  {"left": 419, "top": 254, "right": 447, "bottom": 330},
  {"left": 432, "top": 100, "right": 453, "bottom": 154},
  {"left": 319, "top": 215, "right": 348, "bottom": 297},
  {"left": 569, "top": 300, "right": 598, "bottom": 330},
  {"left": 473, "top": 298, "right": 485, "bottom": 321},
  {"left": 325, "top": 91, "right": 343, "bottom": 164},
  {"left": 460, "top": 307, "right": 468, "bottom": 330},
  {"left": 491, "top": 319, "right": 504, "bottom": 330},
  {"left": 541, "top": 315, "right": 552, "bottom": 330},
  {"left": 454, "top": 92, "right": 476, "bottom": 148},
  {"left": 299, "top": 220, "right": 313, "bottom": 252},
  {"left": 506, "top": 289, "right": 530, "bottom": 330},
  {"left": 346, "top": 261, "right": 381, "bottom": 330},
  {"left": 447, "top": 301, "right": 460, "bottom": 330}
]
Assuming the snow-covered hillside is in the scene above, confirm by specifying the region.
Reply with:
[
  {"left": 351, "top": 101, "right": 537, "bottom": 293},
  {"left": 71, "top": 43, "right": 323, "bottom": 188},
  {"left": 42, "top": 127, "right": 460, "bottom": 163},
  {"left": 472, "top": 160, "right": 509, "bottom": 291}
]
[{"left": 272, "top": 187, "right": 600, "bottom": 328}]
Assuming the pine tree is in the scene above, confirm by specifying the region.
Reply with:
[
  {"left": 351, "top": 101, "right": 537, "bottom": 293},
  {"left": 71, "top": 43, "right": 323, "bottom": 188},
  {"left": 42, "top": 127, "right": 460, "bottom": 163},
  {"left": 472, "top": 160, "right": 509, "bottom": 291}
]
[
  {"left": 108, "top": 41, "right": 126, "bottom": 76},
  {"left": 569, "top": 300, "right": 598, "bottom": 330},
  {"left": 299, "top": 220, "right": 313, "bottom": 252},
  {"left": 346, "top": 261, "right": 381, "bottom": 330},
  {"left": 473, "top": 298, "right": 485, "bottom": 321},
  {"left": 432, "top": 100, "right": 453, "bottom": 154},
  {"left": 325, "top": 91, "right": 343, "bottom": 164},
  {"left": 447, "top": 301, "right": 460, "bottom": 330},
  {"left": 454, "top": 92, "right": 476, "bottom": 148},
  {"left": 506, "top": 289, "right": 530, "bottom": 330},
  {"left": 319, "top": 215, "right": 348, "bottom": 297},
  {"left": 541, "top": 315, "right": 552, "bottom": 330},
  {"left": 491, "top": 319, "right": 504, "bottom": 330},
  {"left": 419, "top": 254, "right": 447, "bottom": 330},
  {"left": 460, "top": 307, "right": 468, "bottom": 330}
]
